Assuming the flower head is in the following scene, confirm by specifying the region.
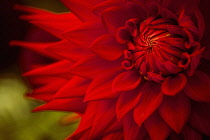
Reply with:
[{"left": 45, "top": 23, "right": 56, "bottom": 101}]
[{"left": 12, "top": 0, "right": 210, "bottom": 139}]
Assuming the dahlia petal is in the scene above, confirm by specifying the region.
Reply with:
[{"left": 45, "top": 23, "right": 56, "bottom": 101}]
[
  {"left": 159, "top": 0, "right": 199, "bottom": 14},
  {"left": 23, "top": 60, "right": 73, "bottom": 78},
  {"left": 26, "top": 92, "right": 53, "bottom": 102},
  {"left": 53, "top": 76, "right": 91, "bottom": 99},
  {"left": 103, "top": 120, "right": 122, "bottom": 135},
  {"left": 133, "top": 82, "right": 163, "bottom": 126},
  {"left": 32, "top": 78, "right": 67, "bottom": 93},
  {"left": 125, "top": 18, "right": 140, "bottom": 37},
  {"left": 71, "top": 102, "right": 97, "bottom": 138},
  {"left": 69, "top": 129, "right": 91, "bottom": 140},
  {"left": 60, "top": 0, "right": 100, "bottom": 21},
  {"left": 164, "top": 60, "right": 182, "bottom": 74},
  {"left": 28, "top": 13, "right": 81, "bottom": 38},
  {"left": 69, "top": 55, "right": 123, "bottom": 79},
  {"left": 167, "top": 25, "right": 186, "bottom": 40},
  {"left": 85, "top": 74, "right": 119, "bottom": 101},
  {"left": 19, "top": 9, "right": 81, "bottom": 38},
  {"left": 136, "top": 126, "right": 151, "bottom": 140},
  {"left": 116, "top": 27, "right": 132, "bottom": 43},
  {"left": 144, "top": 112, "right": 171, "bottom": 140},
  {"left": 164, "top": 37, "right": 185, "bottom": 50},
  {"left": 47, "top": 40, "right": 93, "bottom": 62},
  {"left": 89, "top": 100, "right": 116, "bottom": 139},
  {"left": 93, "top": 0, "right": 124, "bottom": 15},
  {"left": 28, "top": 18, "right": 80, "bottom": 38},
  {"left": 90, "top": 34, "right": 126, "bottom": 61},
  {"left": 62, "top": 21, "right": 106, "bottom": 48},
  {"left": 123, "top": 113, "right": 141, "bottom": 140},
  {"left": 10, "top": 41, "right": 60, "bottom": 60},
  {"left": 147, "top": 72, "right": 164, "bottom": 83},
  {"left": 112, "top": 70, "right": 141, "bottom": 92},
  {"left": 116, "top": 84, "right": 144, "bottom": 120},
  {"left": 159, "top": 7, "right": 177, "bottom": 20},
  {"left": 189, "top": 102, "right": 210, "bottom": 137},
  {"left": 187, "top": 52, "right": 203, "bottom": 76},
  {"left": 102, "top": 3, "right": 146, "bottom": 32},
  {"left": 33, "top": 98, "right": 87, "bottom": 113},
  {"left": 178, "top": 10, "right": 199, "bottom": 34},
  {"left": 184, "top": 71, "right": 210, "bottom": 102},
  {"left": 27, "top": 76, "right": 62, "bottom": 86},
  {"left": 102, "top": 131, "right": 123, "bottom": 140},
  {"left": 182, "top": 126, "right": 202, "bottom": 140},
  {"left": 158, "top": 93, "right": 191, "bottom": 133},
  {"left": 178, "top": 53, "right": 191, "bottom": 69},
  {"left": 162, "top": 73, "right": 187, "bottom": 96}
]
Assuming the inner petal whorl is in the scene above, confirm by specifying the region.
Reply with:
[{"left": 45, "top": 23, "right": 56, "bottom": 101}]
[{"left": 120, "top": 16, "right": 202, "bottom": 82}]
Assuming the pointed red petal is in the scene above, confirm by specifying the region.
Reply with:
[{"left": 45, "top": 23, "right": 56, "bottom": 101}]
[
  {"left": 47, "top": 40, "right": 93, "bottom": 62},
  {"left": 102, "top": 3, "right": 146, "bottom": 32},
  {"left": 112, "top": 70, "right": 141, "bottom": 92},
  {"left": 33, "top": 98, "right": 87, "bottom": 113},
  {"left": 17, "top": 6, "right": 81, "bottom": 38},
  {"left": 182, "top": 126, "right": 202, "bottom": 140},
  {"left": 62, "top": 21, "right": 106, "bottom": 48},
  {"left": 116, "top": 82, "right": 145, "bottom": 120},
  {"left": 89, "top": 100, "right": 116, "bottom": 139},
  {"left": 189, "top": 102, "right": 210, "bottom": 137},
  {"left": 123, "top": 113, "right": 141, "bottom": 140},
  {"left": 178, "top": 10, "right": 199, "bottom": 34},
  {"left": 90, "top": 34, "right": 126, "bottom": 60},
  {"left": 133, "top": 82, "right": 163, "bottom": 126},
  {"left": 162, "top": 73, "right": 187, "bottom": 96},
  {"left": 26, "top": 92, "right": 53, "bottom": 102},
  {"left": 53, "top": 76, "right": 91, "bottom": 99},
  {"left": 23, "top": 60, "right": 73, "bottom": 78},
  {"left": 144, "top": 112, "right": 171, "bottom": 140},
  {"left": 69, "top": 55, "right": 123, "bottom": 79},
  {"left": 60, "top": 0, "right": 101, "bottom": 21},
  {"left": 93, "top": 0, "right": 123, "bottom": 15},
  {"left": 158, "top": 93, "right": 191, "bottom": 133},
  {"left": 71, "top": 102, "right": 97, "bottom": 137},
  {"left": 85, "top": 74, "right": 119, "bottom": 101},
  {"left": 27, "top": 76, "right": 63, "bottom": 86},
  {"left": 184, "top": 71, "right": 210, "bottom": 102},
  {"left": 27, "top": 13, "right": 81, "bottom": 38},
  {"left": 102, "top": 131, "right": 123, "bottom": 140},
  {"left": 32, "top": 78, "right": 67, "bottom": 93},
  {"left": 159, "top": 0, "right": 199, "bottom": 14}
]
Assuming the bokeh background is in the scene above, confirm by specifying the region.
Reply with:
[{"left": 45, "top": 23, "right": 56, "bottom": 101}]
[{"left": 0, "top": 0, "right": 78, "bottom": 139}]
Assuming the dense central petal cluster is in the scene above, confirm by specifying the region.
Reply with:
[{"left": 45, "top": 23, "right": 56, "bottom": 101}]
[{"left": 120, "top": 15, "right": 204, "bottom": 82}]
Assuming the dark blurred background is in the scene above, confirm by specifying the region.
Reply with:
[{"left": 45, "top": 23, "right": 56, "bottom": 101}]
[{"left": 0, "top": 0, "right": 78, "bottom": 140}]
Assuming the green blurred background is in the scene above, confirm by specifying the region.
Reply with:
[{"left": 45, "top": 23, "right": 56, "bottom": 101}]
[{"left": 0, "top": 0, "right": 78, "bottom": 140}]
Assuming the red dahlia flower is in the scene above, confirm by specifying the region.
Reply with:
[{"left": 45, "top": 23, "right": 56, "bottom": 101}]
[{"left": 11, "top": 0, "right": 210, "bottom": 139}]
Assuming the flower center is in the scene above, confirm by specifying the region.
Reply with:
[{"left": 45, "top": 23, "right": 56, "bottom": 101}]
[{"left": 119, "top": 16, "right": 204, "bottom": 82}]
